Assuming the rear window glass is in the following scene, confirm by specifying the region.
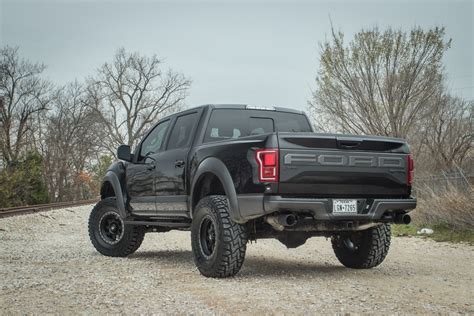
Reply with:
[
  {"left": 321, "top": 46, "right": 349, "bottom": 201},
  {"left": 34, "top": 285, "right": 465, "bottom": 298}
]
[{"left": 204, "top": 109, "right": 311, "bottom": 143}]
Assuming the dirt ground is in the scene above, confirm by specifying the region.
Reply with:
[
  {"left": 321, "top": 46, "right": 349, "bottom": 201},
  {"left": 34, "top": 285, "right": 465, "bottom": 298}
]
[{"left": 1, "top": 204, "right": 473, "bottom": 314}]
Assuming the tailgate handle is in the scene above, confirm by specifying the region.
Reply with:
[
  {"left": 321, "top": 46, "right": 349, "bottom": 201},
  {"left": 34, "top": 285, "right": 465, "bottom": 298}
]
[{"left": 339, "top": 141, "right": 361, "bottom": 148}]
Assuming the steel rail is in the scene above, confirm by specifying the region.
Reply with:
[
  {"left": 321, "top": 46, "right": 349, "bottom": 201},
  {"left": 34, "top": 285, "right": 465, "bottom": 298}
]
[{"left": 0, "top": 199, "right": 98, "bottom": 218}]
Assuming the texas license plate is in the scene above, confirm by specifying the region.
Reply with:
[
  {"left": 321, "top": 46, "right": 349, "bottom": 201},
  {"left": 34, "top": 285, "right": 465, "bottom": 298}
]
[{"left": 332, "top": 199, "right": 357, "bottom": 214}]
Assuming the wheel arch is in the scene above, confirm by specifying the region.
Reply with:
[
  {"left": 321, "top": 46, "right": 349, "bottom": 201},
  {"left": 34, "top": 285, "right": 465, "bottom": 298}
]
[
  {"left": 190, "top": 157, "right": 242, "bottom": 223},
  {"left": 100, "top": 171, "right": 127, "bottom": 218}
]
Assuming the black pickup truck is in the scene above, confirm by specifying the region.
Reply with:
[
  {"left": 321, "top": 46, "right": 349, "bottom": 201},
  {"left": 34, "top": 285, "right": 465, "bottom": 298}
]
[{"left": 88, "top": 104, "right": 416, "bottom": 278}]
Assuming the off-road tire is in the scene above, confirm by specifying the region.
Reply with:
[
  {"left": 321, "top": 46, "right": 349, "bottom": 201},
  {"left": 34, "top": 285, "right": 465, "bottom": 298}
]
[
  {"left": 88, "top": 197, "right": 145, "bottom": 257},
  {"left": 331, "top": 224, "right": 391, "bottom": 269},
  {"left": 191, "top": 195, "right": 248, "bottom": 278}
]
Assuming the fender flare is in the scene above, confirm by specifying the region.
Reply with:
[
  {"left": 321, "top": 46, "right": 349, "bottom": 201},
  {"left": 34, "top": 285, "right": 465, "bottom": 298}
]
[
  {"left": 190, "top": 157, "right": 243, "bottom": 223},
  {"left": 102, "top": 171, "right": 127, "bottom": 218}
]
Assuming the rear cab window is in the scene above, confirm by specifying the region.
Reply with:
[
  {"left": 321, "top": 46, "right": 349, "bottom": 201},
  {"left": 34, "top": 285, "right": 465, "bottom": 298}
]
[
  {"left": 203, "top": 109, "right": 312, "bottom": 143},
  {"left": 167, "top": 112, "right": 200, "bottom": 150}
]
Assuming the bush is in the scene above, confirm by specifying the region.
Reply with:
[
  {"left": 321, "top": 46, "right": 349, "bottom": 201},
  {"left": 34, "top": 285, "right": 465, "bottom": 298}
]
[
  {"left": 0, "top": 151, "right": 49, "bottom": 208},
  {"left": 412, "top": 186, "right": 474, "bottom": 230}
]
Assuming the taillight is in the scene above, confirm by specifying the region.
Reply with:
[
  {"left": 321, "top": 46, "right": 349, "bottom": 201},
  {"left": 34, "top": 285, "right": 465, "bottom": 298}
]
[
  {"left": 407, "top": 154, "right": 414, "bottom": 185},
  {"left": 255, "top": 149, "right": 279, "bottom": 182}
]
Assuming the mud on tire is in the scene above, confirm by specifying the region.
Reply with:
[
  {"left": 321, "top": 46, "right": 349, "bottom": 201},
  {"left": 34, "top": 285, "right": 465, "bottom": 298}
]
[
  {"left": 331, "top": 224, "right": 391, "bottom": 269},
  {"left": 88, "top": 197, "right": 145, "bottom": 257},
  {"left": 191, "top": 195, "right": 248, "bottom": 278}
]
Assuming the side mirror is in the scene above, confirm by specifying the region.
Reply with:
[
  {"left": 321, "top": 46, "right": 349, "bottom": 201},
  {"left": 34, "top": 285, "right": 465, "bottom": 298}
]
[{"left": 117, "top": 145, "right": 132, "bottom": 161}]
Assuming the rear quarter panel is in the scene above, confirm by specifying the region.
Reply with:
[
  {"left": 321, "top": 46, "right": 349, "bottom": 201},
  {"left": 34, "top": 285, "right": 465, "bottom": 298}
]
[{"left": 189, "top": 134, "right": 277, "bottom": 195}]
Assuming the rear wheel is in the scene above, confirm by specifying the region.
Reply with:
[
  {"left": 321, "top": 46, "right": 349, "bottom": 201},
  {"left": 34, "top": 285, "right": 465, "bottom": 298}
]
[
  {"left": 191, "top": 196, "right": 248, "bottom": 278},
  {"left": 331, "top": 224, "right": 391, "bottom": 269},
  {"left": 88, "top": 197, "right": 145, "bottom": 257}
]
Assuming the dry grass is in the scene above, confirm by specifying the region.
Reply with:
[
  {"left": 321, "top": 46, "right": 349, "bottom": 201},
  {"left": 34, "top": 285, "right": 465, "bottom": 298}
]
[{"left": 412, "top": 185, "right": 474, "bottom": 230}]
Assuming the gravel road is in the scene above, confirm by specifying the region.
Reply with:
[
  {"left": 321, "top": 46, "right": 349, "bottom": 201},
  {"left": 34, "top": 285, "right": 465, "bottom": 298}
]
[{"left": 1, "top": 205, "right": 473, "bottom": 314}]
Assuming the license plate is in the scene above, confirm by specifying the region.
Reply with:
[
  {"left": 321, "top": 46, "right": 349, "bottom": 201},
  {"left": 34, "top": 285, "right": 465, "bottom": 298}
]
[{"left": 332, "top": 199, "right": 357, "bottom": 214}]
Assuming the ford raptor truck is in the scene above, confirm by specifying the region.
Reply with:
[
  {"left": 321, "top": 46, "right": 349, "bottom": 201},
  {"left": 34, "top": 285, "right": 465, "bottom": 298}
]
[{"left": 88, "top": 104, "right": 416, "bottom": 278}]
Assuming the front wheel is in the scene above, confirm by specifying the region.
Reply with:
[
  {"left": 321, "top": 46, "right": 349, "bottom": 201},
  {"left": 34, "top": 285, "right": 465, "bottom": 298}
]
[
  {"left": 88, "top": 197, "right": 145, "bottom": 257},
  {"left": 331, "top": 224, "right": 391, "bottom": 269},
  {"left": 191, "top": 196, "right": 248, "bottom": 278}
]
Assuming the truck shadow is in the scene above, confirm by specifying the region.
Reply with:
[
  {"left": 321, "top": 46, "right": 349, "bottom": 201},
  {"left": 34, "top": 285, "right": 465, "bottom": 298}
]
[
  {"left": 130, "top": 249, "right": 194, "bottom": 267},
  {"left": 131, "top": 250, "right": 347, "bottom": 277},
  {"left": 241, "top": 256, "right": 347, "bottom": 277}
]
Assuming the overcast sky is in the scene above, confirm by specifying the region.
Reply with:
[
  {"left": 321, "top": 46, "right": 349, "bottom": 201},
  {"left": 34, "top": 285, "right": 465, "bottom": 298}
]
[{"left": 1, "top": 0, "right": 473, "bottom": 110}]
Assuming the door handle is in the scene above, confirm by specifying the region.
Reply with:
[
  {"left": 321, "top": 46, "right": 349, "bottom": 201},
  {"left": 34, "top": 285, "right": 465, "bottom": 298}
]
[{"left": 175, "top": 160, "right": 185, "bottom": 168}]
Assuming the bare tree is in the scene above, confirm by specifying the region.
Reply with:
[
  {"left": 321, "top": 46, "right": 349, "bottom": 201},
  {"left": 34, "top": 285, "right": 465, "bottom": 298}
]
[
  {"left": 421, "top": 95, "right": 473, "bottom": 170},
  {"left": 40, "top": 82, "right": 103, "bottom": 201},
  {"left": 309, "top": 26, "right": 451, "bottom": 138},
  {"left": 0, "top": 46, "right": 52, "bottom": 164},
  {"left": 89, "top": 48, "right": 191, "bottom": 154}
]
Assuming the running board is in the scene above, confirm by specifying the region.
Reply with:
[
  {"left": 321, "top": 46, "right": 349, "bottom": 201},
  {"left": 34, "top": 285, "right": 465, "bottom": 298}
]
[{"left": 124, "top": 219, "right": 191, "bottom": 228}]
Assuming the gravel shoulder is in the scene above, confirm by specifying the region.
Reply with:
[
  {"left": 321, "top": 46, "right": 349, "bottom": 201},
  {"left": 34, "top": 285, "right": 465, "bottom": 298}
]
[{"left": 1, "top": 205, "right": 473, "bottom": 314}]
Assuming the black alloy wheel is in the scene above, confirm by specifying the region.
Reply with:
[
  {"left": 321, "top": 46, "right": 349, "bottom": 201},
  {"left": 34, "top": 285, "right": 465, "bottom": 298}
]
[
  {"left": 191, "top": 195, "right": 248, "bottom": 278},
  {"left": 199, "top": 216, "right": 217, "bottom": 257},
  {"left": 88, "top": 197, "right": 145, "bottom": 257},
  {"left": 99, "top": 211, "right": 125, "bottom": 245}
]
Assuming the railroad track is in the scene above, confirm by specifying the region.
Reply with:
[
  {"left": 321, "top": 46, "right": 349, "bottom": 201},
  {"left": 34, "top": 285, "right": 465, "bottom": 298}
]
[{"left": 0, "top": 199, "right": 98, "bottom": 218}]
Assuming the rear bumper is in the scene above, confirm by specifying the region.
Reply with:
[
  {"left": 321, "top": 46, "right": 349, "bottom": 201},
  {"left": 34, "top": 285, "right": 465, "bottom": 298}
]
[{"left": 237, "top": 194, "right": 416, "bottom": 222}]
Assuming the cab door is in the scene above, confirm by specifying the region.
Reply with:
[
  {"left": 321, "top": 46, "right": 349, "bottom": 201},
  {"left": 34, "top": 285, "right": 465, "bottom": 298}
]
[
  {"left": 126, "top": 119, "right": 170, "bottom": 216},
  {"left": 153, "top": 110, "right": 201, "bottom": 217}
]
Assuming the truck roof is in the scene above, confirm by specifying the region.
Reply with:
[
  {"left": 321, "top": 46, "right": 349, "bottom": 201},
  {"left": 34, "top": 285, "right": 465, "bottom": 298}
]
[{"left": 194, "top": 104, "right": 305, "bottom": 115}]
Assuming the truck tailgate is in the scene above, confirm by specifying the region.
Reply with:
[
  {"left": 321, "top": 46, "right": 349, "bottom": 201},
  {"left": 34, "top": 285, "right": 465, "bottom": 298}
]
[{"left": 278, "top": 133, "right": 411, "bottom": 197}]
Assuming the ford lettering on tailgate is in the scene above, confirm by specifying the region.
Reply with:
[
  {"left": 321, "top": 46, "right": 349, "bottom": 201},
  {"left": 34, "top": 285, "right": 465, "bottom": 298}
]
[{"left": 283, "top": 152, "right": 404, "bottom": 168}]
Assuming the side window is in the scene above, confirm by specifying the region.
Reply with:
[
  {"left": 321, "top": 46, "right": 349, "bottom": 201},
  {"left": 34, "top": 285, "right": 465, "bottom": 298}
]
[
  {"left": 139, "top": 120, "right": 170, "bottom": 159},
  {"left": 204, "top": 109, "right": 246, "bottom": 142},
  {"left": 167, "top": 112, "right": 199, "bottom": 150}
]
